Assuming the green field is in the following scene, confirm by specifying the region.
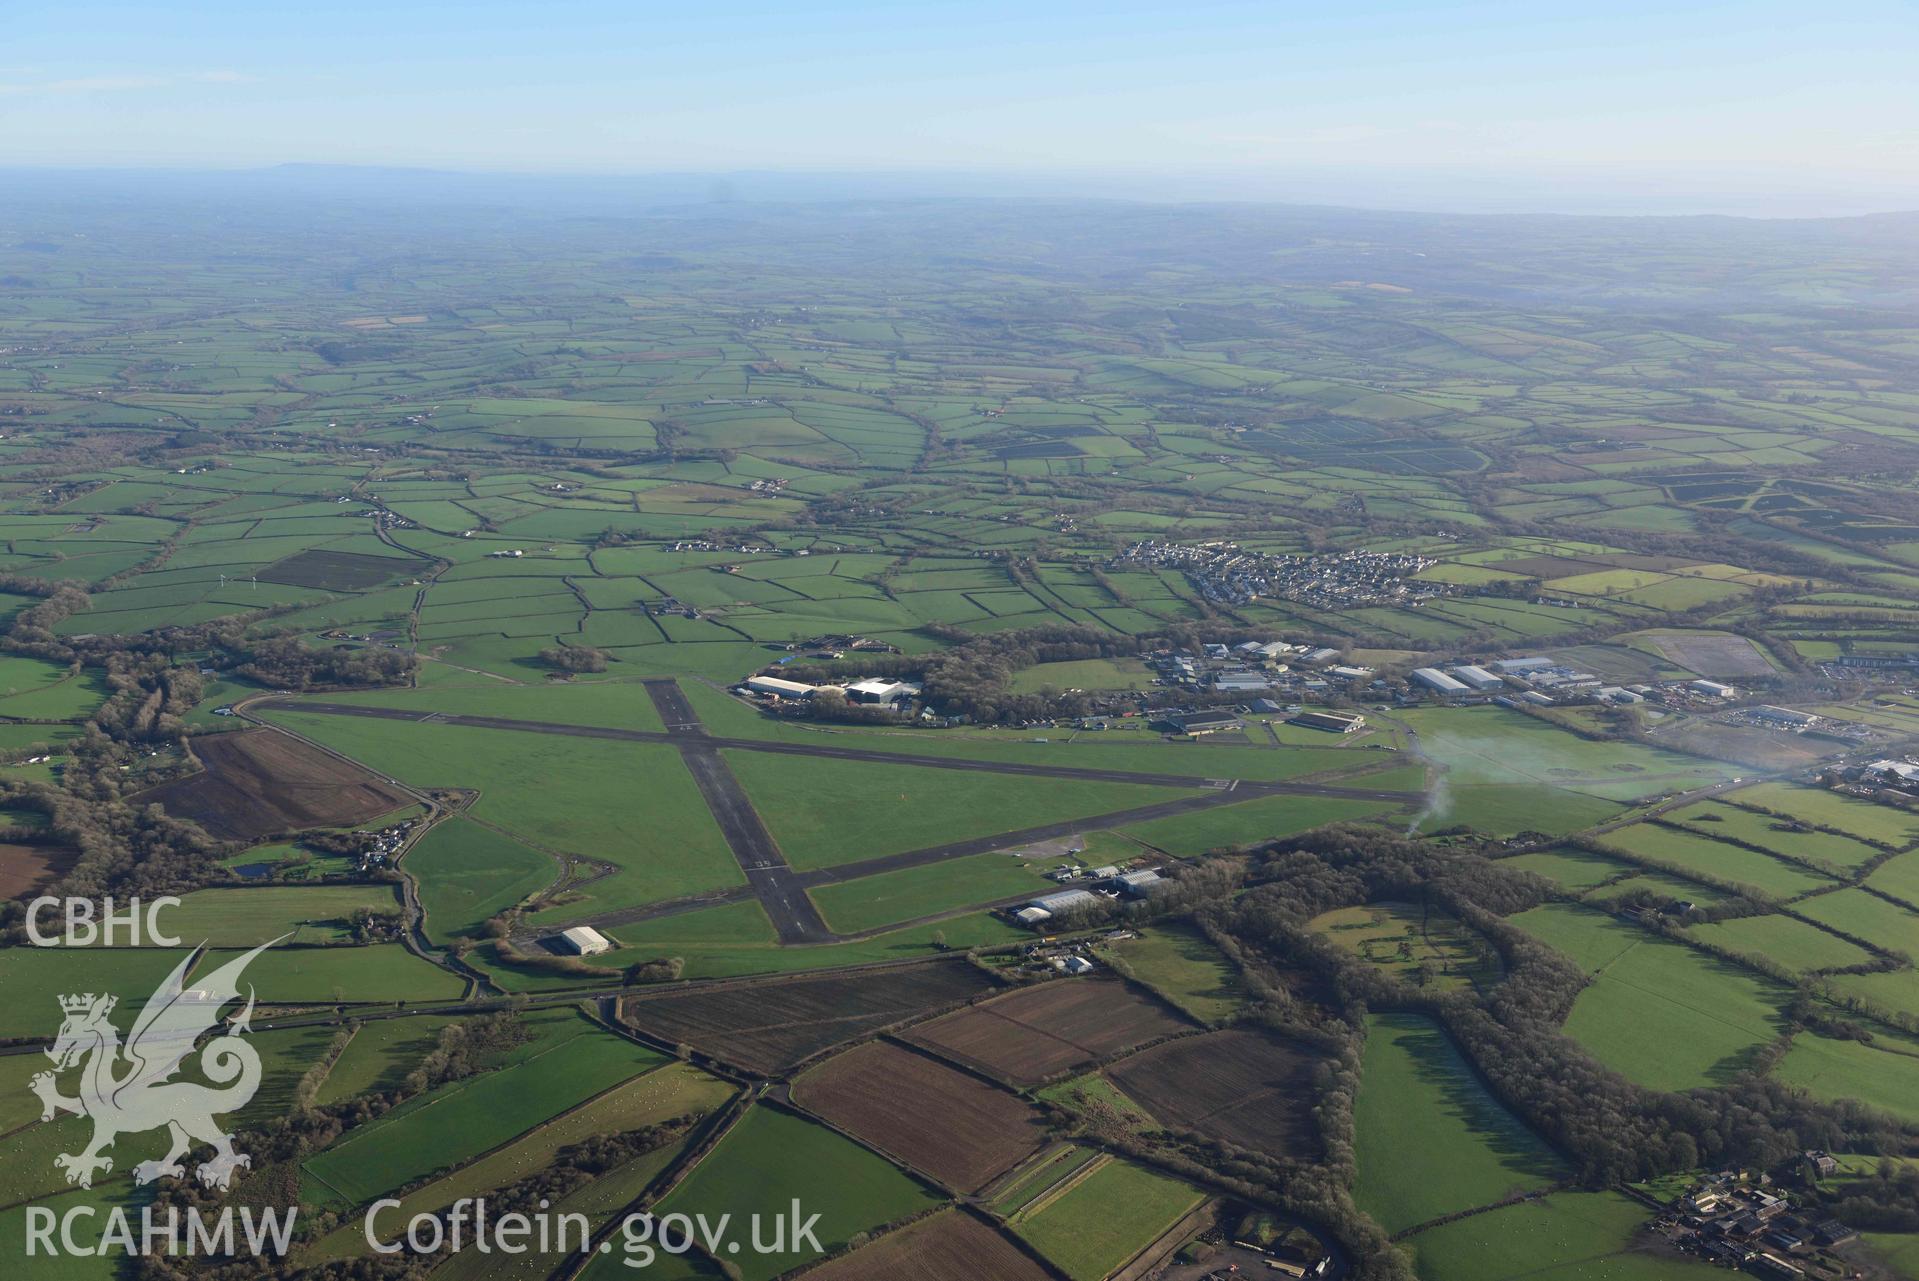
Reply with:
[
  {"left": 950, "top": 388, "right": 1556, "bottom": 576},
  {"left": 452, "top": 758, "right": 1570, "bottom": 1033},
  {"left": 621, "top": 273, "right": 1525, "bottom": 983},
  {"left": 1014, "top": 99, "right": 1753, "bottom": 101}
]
[
  {"left": 725, "top": 750, "right": 1194, "bottom": 870},
  {"left": 650, "top": 1105, "right": 940, "bottom": 1281},
  {"left": 808, "top": 852, "right": 1057, "bottom": 933},
  {"left": 1773, "top": 1030, "right": 1919, "bottom": 1124},
  {"left": 1009, "top": 1154, "right": 1206, "bottom": 1281},
  {"left": 1400, "top": 1191, "right": 1728, "bottom": 1281},
  {"left": 1099, "top": 922, "right": 1247, "bottom": 1023},
  {"left": 1353, "top": 1014, "right": 1567, "bottom": 1234},
  {"left": 1514, "top": 905, "right": 1790, "bottom": 1090},
  {"left": 405, "top": 817, "right": 555, "bottom": 942},
  {"left": 315, "top": 1015, "right": 461, "bottom": 1105},
  {"left": 302, "top": 1009, "right": 662, "bottom": 1206}
]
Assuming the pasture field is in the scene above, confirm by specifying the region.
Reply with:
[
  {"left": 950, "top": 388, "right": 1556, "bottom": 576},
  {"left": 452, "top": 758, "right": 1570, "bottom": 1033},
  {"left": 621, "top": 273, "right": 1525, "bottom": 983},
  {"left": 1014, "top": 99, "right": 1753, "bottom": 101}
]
[
  {"left": 1684, "top": 912, "right": 1874, "bottom": 974},
  {"left": 795, "top": 1041, "right": 1047, "bottom": 1191},
  {"left": 907, "top": 978, "right": 1191, "bottom": 1086},
  {"left": 1008, "top": 1154, "right": 1206, "bottom": 1281},
  {"left": 1009, "top": 657, "right": 1154, "bottom": 692},
  {"left": 297, "top": 677, "right": 669, "bottom": 733},
  {"left": 1353, "top": 1014, "right": 1567, "bottom": 1235},
  {"left": 1667, "top": 798, "right": 1886, "bottom": 869},
  {"left": 650, "top": 1105, "right": 941, "bottom": 1281},
  {"left": 1400, "top": 1191, "right": 1726, "bottom": 1281},
  {"left": 404, "top": 817, "right": 553, "bottom": 943},
  {"left": 1596, "top": 822, "right": 1836, "bottom": 898},
  {"left": 1308, "top": 900, "right": 1503, "bottom": 991},
  {"left": 1773, "top": 1030, "right": 1919, "bottom": 1124},
  {"left": 1499, "top": 846, "right": 1634, "bottom": 891},
  {"left": 314, "top": 1015, "right": 461, "bottom": 1104},
  {"left": 1098, "top": 921, "right": 1247, "bottom": 1023},
  {"left": 78, "top": 884, "right": 405, "bottom": 947},
  {"left": 310, "top": 1062, "right": 733, "bottom": 1262},
  {"left": 301, "top": 1008, "right": 662, "bottom": 1207},
  {"left": 206, "top": 943, "right": 465, "bottom": 1003},
  {"left": 723, "top": 750, "right": 1195, "bottom": 870},
  {"left": 1796, "top": 887, "right": 1919, "bottom": 956},
  {"left": 1734, "top": 783, "right": 1919, "bottom": 848},
  {"left": 1516, "top": 906, "right": 1789, "bottom": 1089}
]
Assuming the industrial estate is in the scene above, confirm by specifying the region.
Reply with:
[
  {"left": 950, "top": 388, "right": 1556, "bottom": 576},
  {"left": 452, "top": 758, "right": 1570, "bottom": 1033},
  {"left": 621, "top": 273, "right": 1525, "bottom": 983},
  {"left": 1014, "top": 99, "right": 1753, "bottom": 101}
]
[{"left": 1, "top": 186, "right": 1918, "bottom": 1281}]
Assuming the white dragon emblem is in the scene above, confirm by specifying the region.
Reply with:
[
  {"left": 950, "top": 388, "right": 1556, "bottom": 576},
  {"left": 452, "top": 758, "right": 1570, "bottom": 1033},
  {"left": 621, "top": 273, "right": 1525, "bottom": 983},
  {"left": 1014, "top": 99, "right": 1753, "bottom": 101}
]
[{"left": 29, "top": 937, "right": 286, "bottom": 1190}]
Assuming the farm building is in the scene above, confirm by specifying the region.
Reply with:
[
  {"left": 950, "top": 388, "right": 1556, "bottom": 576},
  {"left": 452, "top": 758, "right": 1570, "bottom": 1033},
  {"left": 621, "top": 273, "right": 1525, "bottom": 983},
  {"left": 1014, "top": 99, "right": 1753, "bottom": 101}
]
[
  {"left": 1690, "top": 679, "right": 1737, "bottom": 698},
  {"left": 1153, "top": 709, "right": 1242, "bottom": 735},
  {"left": 746, "top": 675, "right": 817, "bottom": 699},
  {"left": 553, "top": 926, "right": 614, "bottom": 956},
  {"left": 1411, "top": 667, "right": 1469, "bottom": 694},
  {"left": 1290, "top": 709, "right": 1366, "bottom": 734},
  {"left": 1449, "top": 664, "right": 1504, "bottom": 690}
]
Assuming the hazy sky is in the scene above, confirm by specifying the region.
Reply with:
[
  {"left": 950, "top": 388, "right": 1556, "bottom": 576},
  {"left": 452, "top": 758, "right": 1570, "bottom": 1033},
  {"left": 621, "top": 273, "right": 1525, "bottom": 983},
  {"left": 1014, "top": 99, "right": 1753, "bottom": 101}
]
[{"left": 3, "top": 1, "right": 1915, "bottom": 212}]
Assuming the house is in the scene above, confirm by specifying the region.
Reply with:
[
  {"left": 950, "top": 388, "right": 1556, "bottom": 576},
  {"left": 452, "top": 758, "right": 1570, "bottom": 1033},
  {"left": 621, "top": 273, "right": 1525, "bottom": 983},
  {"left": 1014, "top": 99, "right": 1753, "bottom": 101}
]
[
  {"left": 1291, "top": 709, "right": 1366, "bottom": 734},
  {"left": 553, "top": 926, "right": 613, "bottom": 956},
  {"left": 1802, "top": 1151, "right": 1840, "bottom": 1181}
]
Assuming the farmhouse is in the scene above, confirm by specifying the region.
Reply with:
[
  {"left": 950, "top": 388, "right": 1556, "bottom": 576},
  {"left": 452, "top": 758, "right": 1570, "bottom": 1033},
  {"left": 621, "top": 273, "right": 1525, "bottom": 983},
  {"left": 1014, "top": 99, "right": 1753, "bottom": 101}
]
[
  {"left": 1291, "top": 709, "right": 1366, "bottom": 734},
  {"left": 553, "top": 926, "right": 613, "bottom": 956}
]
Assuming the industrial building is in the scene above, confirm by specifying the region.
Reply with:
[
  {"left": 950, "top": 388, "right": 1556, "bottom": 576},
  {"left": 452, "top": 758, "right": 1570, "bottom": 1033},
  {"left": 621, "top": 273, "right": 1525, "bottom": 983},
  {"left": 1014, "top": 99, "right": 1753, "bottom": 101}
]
[
  {"left": 1690, "top": 679, "right": 1737, "bottom": 699},
  {"left": 844, "top": 677, "right": 921, "bottom": 705},
  {"left": 1411, "top": 667, "right": 1469, "bottom": 694},
  {"left": 1153, "top": 709, "right": 1243, "bottom": 735},
  {"left": 1450, "top": 664, "right": 1504, "bottom": 690},
  {"left": 1493, "top": 655, "right": 1556, "bottom": 673},
  {"left": 1748, "top": 705, "right": 1816, "bottom": 729},
  {"left": 1291, "top": 709, "right": 1366, "bottom": 733},
  {"left": 553, "top": 926, "right": 613, "bottom": 956},
  {"left": 746, "top": 675, "right": 818, "bottom": 699}
]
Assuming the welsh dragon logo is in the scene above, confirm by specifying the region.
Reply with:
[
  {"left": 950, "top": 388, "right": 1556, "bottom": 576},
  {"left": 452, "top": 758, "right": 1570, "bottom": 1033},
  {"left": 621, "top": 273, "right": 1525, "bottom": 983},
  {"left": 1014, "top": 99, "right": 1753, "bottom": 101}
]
[{"left": 30, "top": 937, "right": 286, "bottom": 1190}]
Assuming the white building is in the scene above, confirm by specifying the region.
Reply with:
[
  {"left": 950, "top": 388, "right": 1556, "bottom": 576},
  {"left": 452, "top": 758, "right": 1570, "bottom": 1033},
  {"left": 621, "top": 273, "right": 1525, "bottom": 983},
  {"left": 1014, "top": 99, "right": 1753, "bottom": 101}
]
[
  {"left": 746, "top": 675, "right": 817, "bottom": 699},
  {"left": 1412, "top": 667, "right": 1469, "bottom": 694},
  {"left": 555, "top": 926, "right": 613, "bottom": 956},
  {"left": 1690, "top": 679, "right": 1737, "bottom": 699},
  {"left": 1450, "top": 664, "right": 1504, "bottom": 690}
]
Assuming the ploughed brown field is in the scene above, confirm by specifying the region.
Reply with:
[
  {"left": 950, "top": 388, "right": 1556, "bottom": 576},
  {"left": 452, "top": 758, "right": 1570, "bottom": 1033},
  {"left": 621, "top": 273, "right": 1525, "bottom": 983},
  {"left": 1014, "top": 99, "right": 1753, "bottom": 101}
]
[
  {"left": 795, "top": 1041, "right": 1047, "bottom": 1192},
  {"left": 799, "top": 1209, "right": 1052, "bottom": 1281},
  {"left": 0, "top": 841, "right": 78, "bottom": 897},
  {"left": 140, "top": 729, "right": 413, "bottom": 840},
  {"left": 906, "top": 978, "right": 1190, "bottom": 1087},
  {"left": 1107, "top": 1027, "right": 1324, "bottom": 1158},
  {"left": 620, "top": 958, "right": 998, "bottom": 1074}
]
